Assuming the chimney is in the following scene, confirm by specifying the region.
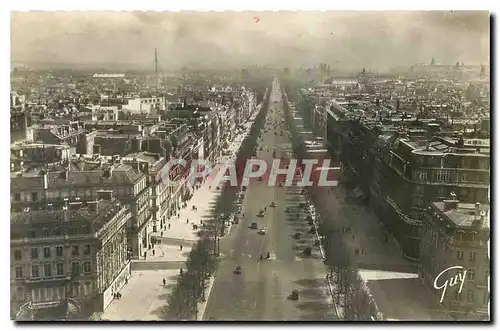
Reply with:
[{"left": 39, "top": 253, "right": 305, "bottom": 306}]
[
  {"left": 97, "top": 190, "right": 113, "bottom": 201},
  {"left": 475, "top": 202, "right": 481, "bottom": 219}
]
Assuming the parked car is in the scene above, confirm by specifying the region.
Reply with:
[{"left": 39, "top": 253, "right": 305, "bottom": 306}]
[
  {"left": 257, "top": 228, "right": 266, "bottom": 235},
  {"left": 250, "top": 222, "right": 258, "bottom": 229}
]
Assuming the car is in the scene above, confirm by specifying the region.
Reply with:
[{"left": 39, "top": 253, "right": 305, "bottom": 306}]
[
  {"left": 233, "top": 266, "right": 242, "bottom": 274},
  {"left": 258, "top": 210, "right": 265, "bottom": 217},
  {"left": 250, "top": 222, "right": 258, "bottom": 229},
  {"left": 257, "top": 228, "right": 266, "bottom": 235},
  {"left": 270, "top": 201, "right": 276, "bottom": 207},
  {"left": 290, "top": 290, "right": 299, "bottom": 301}
]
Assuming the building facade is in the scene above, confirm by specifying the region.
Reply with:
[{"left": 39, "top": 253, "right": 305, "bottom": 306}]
[
  {"left": 420, "top": 197, "right": 489, "bottom": 319},
  {"left": 11, "top": 194, "right": 132, "bottom": 320}
]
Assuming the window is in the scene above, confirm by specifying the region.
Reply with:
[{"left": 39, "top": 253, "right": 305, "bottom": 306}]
[
  {"left": 71, "top": 262, "right": 80, "bottom": 276},
  {"left": 459, "top": 172, "right": 468, "bottom": 182},
  {"left": 479, "top": 158, "right": 489, "bottom": 170},
  {"left": 436, "top": 170, "right": 450, "bottom": 182},
  {"left": 467, "top": 269, "right": 476, "bottom": 281},
  {"left": 461, "top": 158, "right": 470, "bottom": 169},
  {"left": 83, "top": 261, "right": 91, "bottom": 274},
  {"left": 14, "top": 193, "right": 21, "bottom": 201},
  {"left": 83, "top": 244, "right": 91, "bottom": 255},
  {"left": 14, "top": 249, "right": 22, "bottom": 261},
  {"left": 15, "top": 267, "right": 23, "bottom": 278},
  {"left": 44, "top": 264, "right": 52, "bottom": 277},
  {"left": 71, "top": 245, "right": 79, "bottom": 256},
  {"left": 16, "top": 287, "right": 24, "bottom": 301},
  {"left": 470, "top": 252, "right": 477, "bottom": 262},
  {"left": 31, "top": 265, "right": 39, "bottom": 278},
  {"left": 31, "top": 192, "right": 38, "bottom": 201},
  {"left": 56, "top": 246, "right": 63, "bottom": 257},
  {"left": 43, "top": 247, "right": 51, "bottom": 258},
  {"left": 457, "top": 250, "right": 464, "bottom": 260},
  {"left": 45, "top": 287, "right": 53, "bottom": 301},
  {"left": 415, "top": 185, "right": 424, "bottom": 195},
  {"left": 72, "top": 283, "right": 80, "bottom": 297},
  {"left": 31, "top": 248, "right": 39, "bottom": 259},
  {"left": 454, "top": 290, "right": 463, "bottom": 301},
  {"left": 467, "top": 290, "right": 475, "bottom": 303},
  {"left": 56, "top": 263, "right": 64, "bottom": 276},
  {"left": 415, "top": 171, "right": 427, "bottom": 181}
]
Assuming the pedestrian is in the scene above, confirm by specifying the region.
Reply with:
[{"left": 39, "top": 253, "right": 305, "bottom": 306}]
[
  {"left": 168, "top": 223, "right": 171, "bottom": 229},
  {"left": 148, "top": 244, "right": 151, "bottom": 250},
  {"left": 200, "top": 220, "right": 203, "bottom": 225},
  {"left": 352, "top": 234, "right": 355, "bottom": 240},
  {"left": 144, "top": 251, "right": 147, "bottom": 259},
  {"left": 163, "top": 278, "right": 166, "bottom": 286},
  {"left": 153, "top": 249, "right": 155, "bottom": 256},
  {"left": 186, "top": 219, "right": 189, "bottom": 224},
  {"left": 180, "top": 245, "right": 183, "bottom": 251},
  {"left": 161, "top": 231, "right": 163, "bottom": 237}
]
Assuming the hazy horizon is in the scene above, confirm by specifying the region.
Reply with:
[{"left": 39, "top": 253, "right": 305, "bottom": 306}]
[{"left": 11, "top": 11, "right": 490, "bottom": 70}]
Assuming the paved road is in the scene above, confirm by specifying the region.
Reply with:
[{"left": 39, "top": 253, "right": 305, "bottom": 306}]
[{"left": 203, "top": 78, "right": 336, "bottom": 321}]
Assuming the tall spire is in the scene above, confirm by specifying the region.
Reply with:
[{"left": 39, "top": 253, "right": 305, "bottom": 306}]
[{"left": 154, "top": 48, "right": 158, "bottom": 92}]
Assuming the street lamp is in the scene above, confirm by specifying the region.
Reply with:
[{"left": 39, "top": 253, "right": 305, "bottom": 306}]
[
  {"left": 217, "top": 237, "right": 220, "bottom": 256},
  {"left": 65, "top": 275, "right": 71, "bottom": 319}
]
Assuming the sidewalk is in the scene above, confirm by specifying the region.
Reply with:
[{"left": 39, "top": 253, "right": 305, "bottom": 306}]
[
  {"left": 101, "top": 269, "right": 179, "bottom": 321},
  {"left": 151, "top": 125, "right": 251, "bottom": 244},
  {"left": 141, "top": 243, "right": 192, "bottom": 262}
]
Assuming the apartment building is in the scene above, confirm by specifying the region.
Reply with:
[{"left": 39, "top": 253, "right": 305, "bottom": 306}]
[
  {"left": 420, "top": 197, "right": 489, "bottom": 320},
  {"left": 11, "top": 193, "right": 132, "bottom": 320},
  {"left": 10, "top": 162, "right": 150, "bottom": 259}
]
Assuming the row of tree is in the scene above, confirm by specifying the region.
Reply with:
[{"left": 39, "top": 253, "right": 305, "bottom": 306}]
[
  {"left": 281, "top": 83, "right": 380, "bottom": 321},
  {"left": 162, "top": 84, "right": 272, "bottom": 320}
]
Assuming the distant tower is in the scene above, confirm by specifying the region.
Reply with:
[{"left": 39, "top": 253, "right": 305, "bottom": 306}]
[
  {"left": 154, "top": 48, "right": 159, "bottom": 92},
  {"left": 480, "top": 64, "right": 486, "bottom": 78},
  {"left": 182, "top": 66, "right": 188, "bottom": 94}
]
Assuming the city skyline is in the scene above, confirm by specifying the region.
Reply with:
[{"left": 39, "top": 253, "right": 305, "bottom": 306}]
[{"left": 11, "top": 11, "right": 490, "bottom": 70}]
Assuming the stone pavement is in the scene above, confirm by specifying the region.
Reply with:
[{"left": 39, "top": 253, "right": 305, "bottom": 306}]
[
  {"left": 101, "top": 269, "right": 180, "bottom": 321},
  {"left": 142, "top": 243, "right": 192, "bottom": 262}
]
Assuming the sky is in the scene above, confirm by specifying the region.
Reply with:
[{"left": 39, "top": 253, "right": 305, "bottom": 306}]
[{"left": 11, "top": 11, "right": 490, "bottom": 70}]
